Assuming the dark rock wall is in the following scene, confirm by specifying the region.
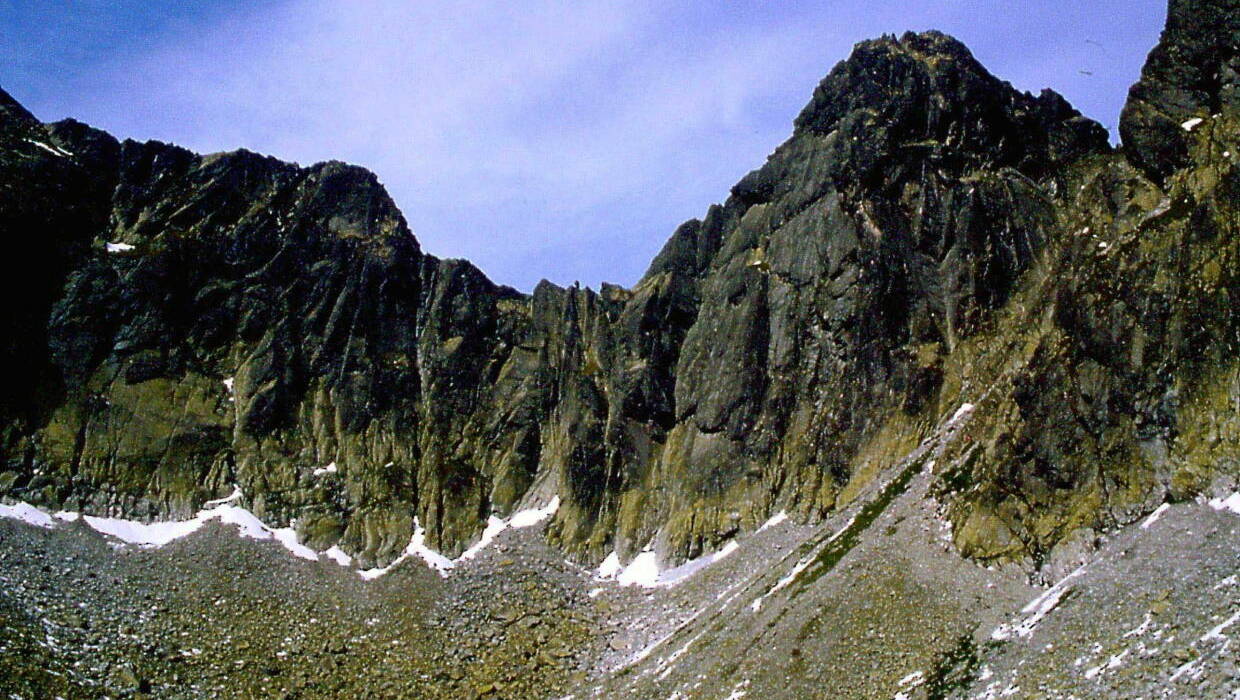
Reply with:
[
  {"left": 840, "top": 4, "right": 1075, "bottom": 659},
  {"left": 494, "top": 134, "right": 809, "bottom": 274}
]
[
  {"left": 1121, "top": 0, "right": 1240, "bottom": 182},
  {"left": 2, "top": 1, "right": 1237, "bottom": 570}
]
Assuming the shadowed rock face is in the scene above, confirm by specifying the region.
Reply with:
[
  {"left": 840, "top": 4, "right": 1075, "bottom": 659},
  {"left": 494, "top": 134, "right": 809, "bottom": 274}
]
[
  {"left": 1, "top": 2, "right": 1237, "bottom": 571},
  {"left": 1121, "top": 0, "right": 1240, "bottom": 182}
]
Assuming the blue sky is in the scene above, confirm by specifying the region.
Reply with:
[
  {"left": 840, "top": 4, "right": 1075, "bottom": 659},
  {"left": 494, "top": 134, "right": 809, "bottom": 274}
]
[{"left": 2, "top": 1, "right": 1165, "bottom": 291}]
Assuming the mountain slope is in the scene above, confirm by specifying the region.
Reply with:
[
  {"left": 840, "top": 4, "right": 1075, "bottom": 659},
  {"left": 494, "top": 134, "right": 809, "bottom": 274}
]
[{"left": 0, "top": 1, "right": 1236, "bottom": 584}]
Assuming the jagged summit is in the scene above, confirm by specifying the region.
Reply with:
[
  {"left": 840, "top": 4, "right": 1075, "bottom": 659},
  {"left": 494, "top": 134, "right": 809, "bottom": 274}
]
[
  {"left": 1121, "top": 0, "right": 1240, "bottom": 181},
  {"left": 793, "top": 30, "right": 1107, "bottom": 173}
]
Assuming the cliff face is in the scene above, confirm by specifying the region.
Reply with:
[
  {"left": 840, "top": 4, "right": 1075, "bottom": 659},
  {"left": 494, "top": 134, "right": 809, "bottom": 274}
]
[{"left": 1, "top": 1, "right": 1237, "bottom": 570}]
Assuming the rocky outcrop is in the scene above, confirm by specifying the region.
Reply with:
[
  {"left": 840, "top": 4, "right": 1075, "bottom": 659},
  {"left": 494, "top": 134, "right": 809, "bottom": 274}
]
[
  {"left": 1120, "top": 0, "right": 1240, "bottom": 182},
  {"left": 1, "top": 1, "right": 1237, "bottom": 571}
]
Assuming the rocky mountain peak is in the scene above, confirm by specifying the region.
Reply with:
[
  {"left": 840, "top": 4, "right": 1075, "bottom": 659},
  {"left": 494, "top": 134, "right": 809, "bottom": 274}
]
[
  {"left": 1121, "top": 0, "right": 1240, "bottom": 181},
  {"left": 0, "top": 86, "right": 37, "bottom": 129},
  {"left": 791, "top": 30, "right": 1109, "bottom": 181}
]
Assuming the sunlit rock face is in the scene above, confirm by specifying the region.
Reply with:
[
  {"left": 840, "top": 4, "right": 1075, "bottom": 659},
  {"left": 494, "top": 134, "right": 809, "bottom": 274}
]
[{"left": 0, "top": 0, "right": 1237, "bottom": 578}]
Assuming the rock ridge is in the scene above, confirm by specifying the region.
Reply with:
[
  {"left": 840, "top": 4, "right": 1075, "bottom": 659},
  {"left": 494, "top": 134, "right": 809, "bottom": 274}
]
[{"left": 1, "top": 2, "right": 1238, "bottom": 574}]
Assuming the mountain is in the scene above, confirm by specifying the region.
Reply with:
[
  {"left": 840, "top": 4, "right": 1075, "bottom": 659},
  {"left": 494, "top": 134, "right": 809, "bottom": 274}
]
[{"left": 1, "top": 1, "right": 1239, "bottom": 698}]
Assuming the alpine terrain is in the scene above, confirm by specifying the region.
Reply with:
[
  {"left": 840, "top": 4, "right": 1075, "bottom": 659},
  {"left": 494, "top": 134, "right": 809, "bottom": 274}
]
[{"left": 2, "top": 1, "right": 1239, "bottom": 698}]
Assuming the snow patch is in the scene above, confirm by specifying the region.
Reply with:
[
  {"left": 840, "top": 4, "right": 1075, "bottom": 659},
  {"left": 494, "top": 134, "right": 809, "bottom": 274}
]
[
  {"left": 7, "top": 493, "right": 324, "bottom": 565},
  {"left": 655, "top": 540, "right": 739, "bottom": 587},
  {"left": 106, "top": 242, "right": 135, "bottom": 253},
  {"left": 25, "top": 139, "right": 72, "bottom": 157},
  {"left": 1203, "top": 610, "right": 1240, "bottom": 641},
  {"left": 992, "top": 564, "right": 1085, "bottom": 640},
  {"left": 1208, "top": 492, "right": 1240, "bottom": 515},
  {"left": 270, "top": 523, "right": 318, "bottom": 561},
  {"left": 949, "top": 403, "right": 975, "bottom": 425},
  {"left": 80, "top": 514, "right": 204, "bottom": 546},
  {"left": 1170, "top": 657, "right": 1204, "bottom": 682},
  {"left": 756, "top": 510, "right": 789, "bottom": 533},
  {"left": 457, "top": 516, "right": 507, "bottom": 562},
  {"left": 67, "top": 499, "right": 319, "bottom": 561},
  {"left": 323, "top": 546, "right": 352, "bottom": 566},
  {"left": 1123, "top": 613, "right": 1154, "bottom": 638},
  {"left": 312, "top": 462, "right": 338, "bottom": 477},
  {"left": 597, "top": 551, "right": 623, "bottom": 578},
  {"left": 600, "top": 538, "right": 740, "bottom": 589},
  {"left": 508, "top": 497, "right": 561, "bottom": 528},
  {"left": 0, "top": 502, "right": 55, "bottom": 528},
  {"left": 617, "top": 551, "right": 661, "bottom": 587},
  {"left": 1084, "top": 649, "right": 1128, "bottom": 680},
  {"left": 361, "top": 497, "right": 560, "bottom": 579},
  {"left": 1182, "top": 117, "right": 1205, "bottom": 132},
  {"left": 203, "top": 485, "right": 241, "bottom": 507},
  {"left": 1140, "top": 503, "right": 1170, "bottom": 528}
]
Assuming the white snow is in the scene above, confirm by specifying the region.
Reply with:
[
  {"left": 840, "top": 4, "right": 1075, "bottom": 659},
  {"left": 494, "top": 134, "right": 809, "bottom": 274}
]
[
  {"left": 1141, "top": 503, "right": 1171, "bottom": 528},
  {"left": 1123, "top": 613, "right": 1154, "bottom": 638},
  {"left": 756, "top": 510, "right": 789, "bottom": 533},
  {"left": 1203, "top": 610, "right": 1240, "bottom": 641},
  {"left": 507, "top": 496, "right": 561, "bottom": 528},
  {"left": 361, "top": 497, "right": 560, "bottom": 580},
  {"left": 25, "top": 139, "right": 72, "bottom": 157},
  {"left": 270, "top": 523, "right": 318, "bottom": 561},
  {"left": 992, "top": 564, "right": 1086, "bottom": 640},
  {"left": 106, "top": 242, "right": 135, "bottom": 253},
  {"left": 597, "top": 551, "right": 623, "bottom": 578},
  {"left": 81, "top": 513, "right": 204, "bottom": 546},
  {"left": 1182, "top": 117, "right": 1205, "bottom": 131},
  {"left": 0, "top": 502, "right": 56, "bottom": 528},
  {"left": 203, "top": 485, "right": 242, "bottom": 507},
  {"left": 1084, "top": 649, "right": 1128, "bottom": 680},
  {"left": 312, "top": 462, "right": 338, "bottom": 477},
  {"left": 949, "top": 403, "right": 975, "bottom": 424},
  {"left": 323, "top": 546, "right": 352, "bottom": 566},
  {"left": 1170, "top": 658, "right": 1204, "bottom": 682},
  {"left": 457, "top": 496, "right": 560, "bottom": 562},
  {"left": 599, "top": 538, "right": 740, "bottom": 589},
  {"left": 655, "top": 541, "right": 739, "bottom": 587},
  {"left": 617, "top": 551, "right": 661, "bottom": 587},
  {"left": 587, "top": 587, "right": 605, "bottom": 598},
  {"left": 1208, "top": 492, "right": 1240, "bottom": 515},
  {"left": 893, "top": 671, "right": 926, "bottom": 699},
  {"left": 751, "top": 513, "right": 857, "bottom": 612},
  {"left": 751, "top": 554, "right": 811, "bottom": 613},
  {"left": 897, "top": 669, "right": 927, "bottom": 683},
  {"left": 457, "top": 515, "right": 506, "bottom": 561},
  {"left": 7, "top": 492, "right": 317, "bottom": 564}
]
